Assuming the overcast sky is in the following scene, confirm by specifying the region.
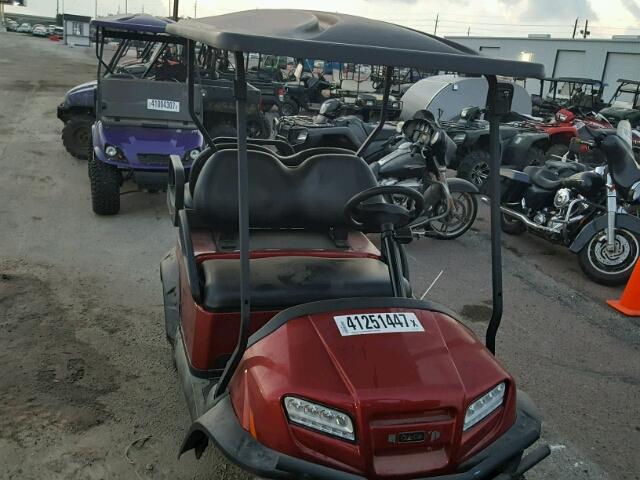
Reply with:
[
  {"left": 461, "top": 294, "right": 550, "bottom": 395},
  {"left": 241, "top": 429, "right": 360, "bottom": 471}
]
[{"left": 5, "top": 0, "right": 640, "bottom": 38}]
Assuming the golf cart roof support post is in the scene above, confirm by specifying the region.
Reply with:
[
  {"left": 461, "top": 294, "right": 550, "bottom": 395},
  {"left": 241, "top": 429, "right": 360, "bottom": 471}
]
[
  {"left": 356, "top": 66, "right": 393, "bottom": 157},
  {"left": 214, "top": 50, "right": 251, "bottom": 398},
  {"left": 187, "top": 39, "right": 215, "bottom": 149},
  {"left": 484, "top": 74, "right": 504, "bottom": 355}
]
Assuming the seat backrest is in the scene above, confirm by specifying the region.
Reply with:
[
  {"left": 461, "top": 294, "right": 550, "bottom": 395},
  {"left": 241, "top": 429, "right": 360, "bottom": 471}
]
[
  {"left": 276, "top": 147, "right": 357, "bottom": 167},
  {"left": 192, "top": 150, "right": 377, "bottom": 231},
  {"left": 98, "top": 77, "right": 202, "bottom": 128}
]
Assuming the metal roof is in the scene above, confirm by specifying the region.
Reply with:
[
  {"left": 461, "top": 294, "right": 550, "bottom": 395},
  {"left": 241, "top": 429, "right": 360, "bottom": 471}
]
[
  {"left": 545, "top": 77, "right": 604, "bottom": 85},
  {"left": 166, "top": 9, "right": 545, "bottom": 78},
  {"left": 92, "top": 14, "right": 174, "bottom": 34}
]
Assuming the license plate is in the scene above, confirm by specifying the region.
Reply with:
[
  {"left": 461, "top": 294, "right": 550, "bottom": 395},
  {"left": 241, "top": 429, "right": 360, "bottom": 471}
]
[
  {"left": 147, "top": 99, "right": 180, "bottom": 113},
  {"left": 334, "top": 312, "right": 424, "bottom": 336}
]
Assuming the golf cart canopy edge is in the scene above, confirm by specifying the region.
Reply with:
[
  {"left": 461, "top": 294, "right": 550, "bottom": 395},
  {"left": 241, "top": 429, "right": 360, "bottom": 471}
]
[
  {"left": 166, "top": 10, "right": 545, "bottom": 78},
  {"left": 92, "top": 13, "right": 174, "bottom": 34}
]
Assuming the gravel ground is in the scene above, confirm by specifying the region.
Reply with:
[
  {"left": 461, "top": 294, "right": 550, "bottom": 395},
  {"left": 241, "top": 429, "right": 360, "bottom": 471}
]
[{"left": 0, "top": 32, "right": 638, "bottom": 480}]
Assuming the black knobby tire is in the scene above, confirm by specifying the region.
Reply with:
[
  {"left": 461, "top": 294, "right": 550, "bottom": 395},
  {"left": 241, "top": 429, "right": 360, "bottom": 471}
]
[
  {"left": 457, "top": 150, "right": 492, "bottom": 194},
  {"left": 89, "top": 157, "right": 121, "bottom": 215},
  {"left": 546, "top": 143, "right": 569, "bottom": 161},
  {"left": 525, "top": 146, "right": 546, "bottom": 167},
  {"left": 578, "top": 228, "right": 640, "bottom": 286},
  {"left": 62, "top": 115, "right": 93, "bottom": 160},
  {"left": 279, "top": 99, "right": 299, "bottom": 117},
  {"left": 208, "top": 123, "right": 237, "bottom": 140},
  {"left": 501, "top": 213, "right": 526, "bottom": 235}
]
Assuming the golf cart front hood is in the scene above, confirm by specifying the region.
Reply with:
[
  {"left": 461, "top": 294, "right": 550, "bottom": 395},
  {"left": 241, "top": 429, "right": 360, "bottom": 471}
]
[
  {"left": 62, "top": 81, "right": 97, "bottom": 108},
  {"left": 227, "top": 301, "right": 517, "bottom": 479},
  {"left": 93, "top": 122, "right": 203, "bottom": 168}
]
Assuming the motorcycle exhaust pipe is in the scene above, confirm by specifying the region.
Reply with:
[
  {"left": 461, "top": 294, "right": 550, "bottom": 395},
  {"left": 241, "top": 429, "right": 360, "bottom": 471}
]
[{"left": 500, "top": 206, "right": 560, "bottom": 234}]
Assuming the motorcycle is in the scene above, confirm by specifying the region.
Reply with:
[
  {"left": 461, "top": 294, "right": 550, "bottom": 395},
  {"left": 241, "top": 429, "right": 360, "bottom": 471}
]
[
  {"left": 370, "top": 115, "right": 479, "bottom": 240},
  {"left": 500, "top": 120, "right": 640, "bottom": 285}
]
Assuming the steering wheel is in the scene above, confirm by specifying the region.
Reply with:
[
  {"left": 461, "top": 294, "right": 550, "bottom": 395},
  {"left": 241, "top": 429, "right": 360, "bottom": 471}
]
[{"left": 344, "top": 185, "right": 425, "bottom": 233}]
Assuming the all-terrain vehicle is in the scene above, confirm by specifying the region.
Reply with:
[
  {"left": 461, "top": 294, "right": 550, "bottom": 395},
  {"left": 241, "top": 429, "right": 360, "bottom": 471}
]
[
  {"left": 600, "top": 79, "right": 640, "bottom": 129},
  {"left": 161, "top": 9, "right": 550, "bottom": 479},
  {"left": 274, "top": 97, "right": 400, "bottom": 161},
  {"left": 441, "top": 107, "right": 549, "bottom": 192},
  {"left": 532, "top": 77, "right": 608, "bottom": 119},
  {"left": 57, "top": 14, "right": 269, "bottom": 160}
]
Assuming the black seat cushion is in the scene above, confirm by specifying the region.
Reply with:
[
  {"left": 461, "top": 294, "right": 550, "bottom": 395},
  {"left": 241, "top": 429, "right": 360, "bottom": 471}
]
[
  {"left": 524, "top": 166, "right": 563, "bottom": 190},
  {"left": 201, "top": 256, "right": 393, "bottom": 312},
  {"left": 192, "top": 150, "right": 377, "bottom": 231}
]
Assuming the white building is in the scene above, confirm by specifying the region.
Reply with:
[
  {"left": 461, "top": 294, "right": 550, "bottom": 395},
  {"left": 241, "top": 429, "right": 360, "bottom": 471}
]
[
  {"left": 62, "top": 13, "right": 91, "bottom": 47},
  {"left": 447, "top": 36, "right": 640, "bottom": 100}
]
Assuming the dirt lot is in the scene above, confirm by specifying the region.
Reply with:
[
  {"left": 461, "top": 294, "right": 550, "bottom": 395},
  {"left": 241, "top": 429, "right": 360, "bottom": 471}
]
[{"left": 0, "top": 33, "right": 638, "bottom": 480}]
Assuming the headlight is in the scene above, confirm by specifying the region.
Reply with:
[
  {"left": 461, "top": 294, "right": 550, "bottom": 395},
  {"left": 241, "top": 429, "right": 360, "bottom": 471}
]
[
  {"left": 188, "top": 149, "right": 200, "bottom": 161},
  {"left": 430, "top": 131, "right": 441, "bottom": 145},
  {"left": 283, "top": 396, "right": 355, "bottom": 441},
  {"left": 105, "top": 145, "right": 118, "bottom": 157},
  {"left": 365, "top": 100, "right": 375, "bottom": 106},
  {"left": 295, "top": 130, "right": 308, "bottom": 144},
  {"left": 463, "top": 382, "right": 506, "bottom": 431},
  {"left": 452, "top": 133, "right": 466, "bottom": 144}
]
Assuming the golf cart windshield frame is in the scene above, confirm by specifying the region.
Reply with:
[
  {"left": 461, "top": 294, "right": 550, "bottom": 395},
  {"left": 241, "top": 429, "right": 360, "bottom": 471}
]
[
  {"left": 610, "top": 79, "right": 640, "bottom": 109},
  {"left": 542, "top": 77, "right": 604, "bottom": 102},
  {"left": 168, "top": 9, "right": 545, "bottom": 398}
]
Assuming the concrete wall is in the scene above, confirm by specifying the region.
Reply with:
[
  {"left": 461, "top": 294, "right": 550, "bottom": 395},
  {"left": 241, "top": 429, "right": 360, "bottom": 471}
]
[{"left": 446, "top": 36, "right": 640, "bottom": 100}]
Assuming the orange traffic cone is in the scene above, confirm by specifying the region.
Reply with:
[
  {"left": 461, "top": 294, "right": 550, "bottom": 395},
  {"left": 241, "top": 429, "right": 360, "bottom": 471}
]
[{"left": 607, "top": 260, "right": 640, "bottom": 317}]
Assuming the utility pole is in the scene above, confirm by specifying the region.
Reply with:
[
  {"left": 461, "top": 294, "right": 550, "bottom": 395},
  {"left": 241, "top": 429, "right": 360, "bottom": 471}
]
[
  {"left": 173, "top": 0, "right": 179, "bottom": 20},
  {"left": 194, "top": 0, "right": 197, "bottom": 18},
  {"left": 95, "top": 0, "right": 98, "bottom": 19},
  {"left": 168, "top": 0, "right": 171, "bottom": 17},
  {"left": 580, "top": 19, "right": 590, "bottom": 38},
  {"left": 433, "top": 13, "right": 439, "bottom": 36},
  {"left": 572, "top": 18, "right": 579, "bottom": 38},
  {"left": 124, "top": 0, "right": 127, "bottom": 13},
  {"left": 467, "top": 26, "right": 470, "bottom": 37}
]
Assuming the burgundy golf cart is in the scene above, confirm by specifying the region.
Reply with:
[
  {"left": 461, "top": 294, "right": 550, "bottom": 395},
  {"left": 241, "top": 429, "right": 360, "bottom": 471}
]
[{"left": 161, "top": 10, "right": 550, "bottom": 479}]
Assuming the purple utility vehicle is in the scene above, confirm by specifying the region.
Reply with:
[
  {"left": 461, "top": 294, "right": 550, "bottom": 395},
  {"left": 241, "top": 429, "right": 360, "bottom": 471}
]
[{"left": 89, "top": 15, "right": 204, "bottom": 215}]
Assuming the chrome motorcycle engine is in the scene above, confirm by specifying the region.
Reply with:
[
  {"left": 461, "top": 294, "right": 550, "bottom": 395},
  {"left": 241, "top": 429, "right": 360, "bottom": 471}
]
[{"left": 553, "top": 188, "right": 573, "bottom": 208}]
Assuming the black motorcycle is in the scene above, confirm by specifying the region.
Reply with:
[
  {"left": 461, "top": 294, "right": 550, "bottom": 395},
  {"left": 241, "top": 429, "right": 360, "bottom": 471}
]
[
  {"left": 370, "top": 117, "right": 479, "bottom": 240},
  {"left": 500, "top": 121, "right": 640, "bottom": 285}
]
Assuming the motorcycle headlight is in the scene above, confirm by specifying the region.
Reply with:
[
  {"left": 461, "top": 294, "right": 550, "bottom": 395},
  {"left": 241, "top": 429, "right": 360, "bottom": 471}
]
[
  {"left": 295, "top": 129, "right": 308, "bottom": 144},
  {"left": 452, "top": 133, "right": 466, "bottom": 144},
  {"left": 430, "top": 131, "right": 441, "bottom": 146},
  {"left": 105, "top": 145, "right": 118, "bottom": 158},
  {"left": 284, "top": 396, "right": 355, "bottom": 441},
  {"left": 463, "top": 382, "right": 506, "bottom": 431},
  {"left": 188, "top": 148, "right": 200, "bottom": 161}
]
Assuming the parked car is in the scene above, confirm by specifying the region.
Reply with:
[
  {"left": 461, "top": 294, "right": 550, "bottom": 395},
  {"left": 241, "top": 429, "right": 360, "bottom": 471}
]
[
  {"left": 32, "top": 25, "right": 48, "bottom": 37},
  {"left": 52, "top": 26, "right": 64, "bottom": 37},
  {"left": 5, "top": 20, "right": 19, "bottom": 32},
  {"left": 17, "top": 23, "right": 32, "bottom": 33}
]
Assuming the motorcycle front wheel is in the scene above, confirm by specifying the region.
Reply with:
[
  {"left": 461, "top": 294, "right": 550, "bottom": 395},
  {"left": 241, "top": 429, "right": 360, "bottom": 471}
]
[
  {"left": 426, "top": 191, "right": 478, "bottom": 240},
  {"left": 578, "top": 228, "right": 640, "bottom": 286}
]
